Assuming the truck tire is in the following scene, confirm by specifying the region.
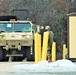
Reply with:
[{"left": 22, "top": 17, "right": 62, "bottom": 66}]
[
  {"left": 22, "top": 47, "right": 27, "bottom": 59},
  {"left": 26, "top": 46, "right": 34, "bottom": 61},
  {"left": 0, "top": 47, "right": 3, "bottom": 61},
  {"left": 31, "top": 42, "right": 35, "bottom": 61},
  {"left": 26, "top": 47, "right": 31, "bottom": 61},
  {"left": 3, "top": 50, "right": 8, "bottom": 61}
]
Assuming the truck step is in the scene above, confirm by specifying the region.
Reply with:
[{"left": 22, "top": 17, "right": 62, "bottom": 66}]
[{"left": 6, "top": 54, "right": 23, "bottom": 57}]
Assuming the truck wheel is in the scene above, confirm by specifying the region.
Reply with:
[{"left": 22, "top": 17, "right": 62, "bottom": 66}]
[
  {"left": 22, "top": 47, "right": 27, "bottom": 59},
  {"left": 26, "top": 46, "right": 34, "bottom": 61},
  {"left": 3, "top": 50, "right": 8, "bottom": 61},
  {"left": 26, "top": 47, "right": 31, "bottom": 61},
  {"left": 31, "top": 42, "right": 35, "bottom": 61},
  {"left": 0, "top": 47, "right": 3, "bottom": 61}
]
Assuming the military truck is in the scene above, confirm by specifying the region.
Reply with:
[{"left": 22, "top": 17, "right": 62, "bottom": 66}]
[
  {"left": 0, "top": 20, "right": 40, "bottom": 61},
  {"left": 0, "top": 9, "right": 40, "bottom": 61}
]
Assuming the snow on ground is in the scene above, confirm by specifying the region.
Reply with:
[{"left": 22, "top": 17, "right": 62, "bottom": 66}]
[{"left": 11, "top": 59, "right": 76, "bottom": 73}]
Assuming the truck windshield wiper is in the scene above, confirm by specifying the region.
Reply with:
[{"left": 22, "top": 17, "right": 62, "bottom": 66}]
[
  {"left": 15, "top": 31, "right": 22, "bottom": 32},
  {"left": 0, "top": 30, "right": 5, "bottom": 33}
]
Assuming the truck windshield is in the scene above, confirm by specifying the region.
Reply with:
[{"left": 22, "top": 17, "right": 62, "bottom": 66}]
[
  {"left": 0, "top": 23, "right": 13, "bottom": 32},
  {"left": 14, "top": 23, "right": 31, "bottom": 32},
  {"left": 0, "top": 23, "right": 31, "bottom": 32}
]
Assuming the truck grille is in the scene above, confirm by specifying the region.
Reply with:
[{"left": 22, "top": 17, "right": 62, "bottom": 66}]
[{"left": 6, "top": 40, "right": 20, "bottom": 48}]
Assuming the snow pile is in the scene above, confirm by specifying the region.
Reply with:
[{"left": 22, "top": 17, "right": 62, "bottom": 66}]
[{"left": 11, "top": 59, "right": 76, "bottom": 73}]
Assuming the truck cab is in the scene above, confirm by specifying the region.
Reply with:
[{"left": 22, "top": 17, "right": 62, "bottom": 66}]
[{"left": 0, "top": 20, "right": 38, "bottom": 61}]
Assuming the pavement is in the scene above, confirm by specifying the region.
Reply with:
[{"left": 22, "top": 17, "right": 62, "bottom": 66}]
[
  {"left": 0, "top": 60, "right": 76, "bottom": 75},
  {"left": 0, "top": 62, "right": 34, "bottom": 72}
]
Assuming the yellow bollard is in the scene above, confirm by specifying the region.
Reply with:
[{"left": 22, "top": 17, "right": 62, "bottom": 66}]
[
  {"left": 42, "top": 32, "right": 49, "bottom": 60},
  {"left": 38, "top": 34, "right": 41, "bottom": 61},
  {"left": 63, "top": 44, "right": 66, "bottom": 59},
  {"left": 35, "top": 33, "right": 41, "bottom": 63},
  {"left": 51, "top": 42, "right": 56, "bottom": 62}
]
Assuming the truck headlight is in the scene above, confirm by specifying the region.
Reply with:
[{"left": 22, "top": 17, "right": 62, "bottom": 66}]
[
  {"left": 0, "top": 36, "right": 3, "bottom": 39},
  {"left": 23, "top": 35, "right": 26, "bottom": 39},
  {"left": 26, "top": 35, "right": 30, "bottom": 38},
  {"left": 23, "top": 35, "right": 31, "bottom": 39}
]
